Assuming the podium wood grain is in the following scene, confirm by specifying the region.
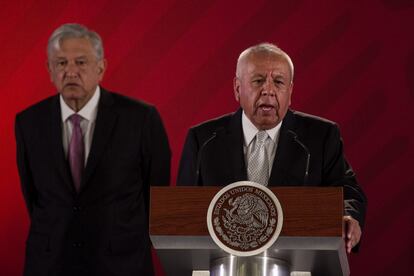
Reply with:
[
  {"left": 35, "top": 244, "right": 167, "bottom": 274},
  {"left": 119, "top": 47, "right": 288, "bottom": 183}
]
[{"left": 150, "top": 187, "right": 343, "bottom": 237}]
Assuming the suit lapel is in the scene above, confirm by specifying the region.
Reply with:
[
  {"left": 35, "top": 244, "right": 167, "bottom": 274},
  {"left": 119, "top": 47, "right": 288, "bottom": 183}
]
[
  {"left": 50, "top": 95, "right": 76, "bottom": 194},
  {"left": 225, "top": 109, "right": 247, "bottom": 181},
  {"left": 268, "top": 110, "right": 304, "bottom": 186},
  {"left": 81, "top": 89, "right": 117, "bottom": 192}
]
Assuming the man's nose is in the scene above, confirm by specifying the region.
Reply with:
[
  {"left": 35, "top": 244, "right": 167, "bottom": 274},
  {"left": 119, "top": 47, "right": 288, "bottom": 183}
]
[
  {"left": 261, "top": 78, "right": 276, "bottom": 96},
  {"left": 64, "top": 62, "right": 79, "bottom": 77}
]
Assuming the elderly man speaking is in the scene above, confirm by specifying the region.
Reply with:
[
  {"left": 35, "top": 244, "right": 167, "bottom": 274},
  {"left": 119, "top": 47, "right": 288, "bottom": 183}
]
[{"left": 177, "top": 43, "right": 366, "bottom": 254}]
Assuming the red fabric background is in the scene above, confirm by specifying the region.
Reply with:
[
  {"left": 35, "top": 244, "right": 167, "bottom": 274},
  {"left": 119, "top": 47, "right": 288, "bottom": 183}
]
[{"left": 1, "top": 1, "right": 413, "bottom": 275}]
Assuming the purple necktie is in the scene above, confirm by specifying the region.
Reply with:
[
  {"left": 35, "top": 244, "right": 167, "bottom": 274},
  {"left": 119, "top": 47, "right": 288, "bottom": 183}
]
[{"left": 68, "top": 114, "right": 84, "bottom": 193}]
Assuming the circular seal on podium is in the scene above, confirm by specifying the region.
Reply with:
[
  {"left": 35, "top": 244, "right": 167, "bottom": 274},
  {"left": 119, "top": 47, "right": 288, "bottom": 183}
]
[{"left": 207, "top": 181, "right": 283, "bottom": 256}]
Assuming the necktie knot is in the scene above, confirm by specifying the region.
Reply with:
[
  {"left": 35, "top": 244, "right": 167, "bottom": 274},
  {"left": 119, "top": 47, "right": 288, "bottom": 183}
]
[
  {"left": 256, "top": 130, "right": 268, "bottom": 144},
  {"left": 69, "top": 113, "right": 82, "bottom": 126}
]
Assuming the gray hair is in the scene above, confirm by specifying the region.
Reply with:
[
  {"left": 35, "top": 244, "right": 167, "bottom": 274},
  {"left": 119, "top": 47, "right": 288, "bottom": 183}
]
[
  {"left": 236, "top": 43, "right": 294, "bottom": 83},
  {"left": 47, "top": 23, "right": 104, "bottom": 60}
]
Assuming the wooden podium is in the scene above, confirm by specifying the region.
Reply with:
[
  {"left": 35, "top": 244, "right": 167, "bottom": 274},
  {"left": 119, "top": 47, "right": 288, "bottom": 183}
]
[{"left": 150, "top": 187, "right": 349, "bottom": 276}]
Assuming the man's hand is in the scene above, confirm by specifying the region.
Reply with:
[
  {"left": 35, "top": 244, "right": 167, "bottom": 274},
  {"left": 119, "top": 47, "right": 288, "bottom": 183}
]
[{"left": 343, "top": 215, "right": 362, "bottom": 253}]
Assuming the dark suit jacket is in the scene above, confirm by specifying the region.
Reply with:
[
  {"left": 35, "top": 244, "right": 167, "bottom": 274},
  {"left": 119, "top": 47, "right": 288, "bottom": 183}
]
[
  {"left": 15, "top": 88, "right": 171, "bottom": 276},
  {"left": 177, "top": 108, "right": 366, "bottom": 229}
]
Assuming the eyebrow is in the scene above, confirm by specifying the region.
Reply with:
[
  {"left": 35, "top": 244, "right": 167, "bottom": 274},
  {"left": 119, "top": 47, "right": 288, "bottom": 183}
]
[
  {"left": 53, "top": 55, "right": 88, "bottom": 60},
  {"left": 251, "top": 74, "right": 265, "bottom": 78},
  {"left": 250, "top": 73, "right": 287, "bottom": 79}
]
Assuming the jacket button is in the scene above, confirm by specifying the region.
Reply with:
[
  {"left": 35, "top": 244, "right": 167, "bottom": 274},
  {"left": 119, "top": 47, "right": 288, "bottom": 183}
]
[{"left": 72, "top": 242, "right": 84, "bottom": 248}]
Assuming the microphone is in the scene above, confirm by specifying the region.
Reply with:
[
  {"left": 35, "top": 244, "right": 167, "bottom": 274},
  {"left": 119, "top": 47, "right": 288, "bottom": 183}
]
[
  {"left": 195, "top": 131, "right": 219, "bottom": 185},
  {"left": 287, "top": 130, "right": 310, "bottom": 184}
]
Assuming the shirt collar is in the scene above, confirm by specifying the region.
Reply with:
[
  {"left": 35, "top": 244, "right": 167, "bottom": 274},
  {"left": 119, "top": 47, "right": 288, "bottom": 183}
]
[
  {"left": 60, "top": 86, "right": 100, "bottom": 122},
  {"left": 242, "top": 110, "right": 282, "bottom": 146}
]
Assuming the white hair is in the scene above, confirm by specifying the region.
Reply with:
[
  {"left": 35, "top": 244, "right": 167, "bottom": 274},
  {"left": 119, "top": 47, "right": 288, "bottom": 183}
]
[
  {"left": 47, "top": 23, "right": 104, "bottom": 60},
  {"left": 236, "top": 42, "right": 294, "bottom": 83}
]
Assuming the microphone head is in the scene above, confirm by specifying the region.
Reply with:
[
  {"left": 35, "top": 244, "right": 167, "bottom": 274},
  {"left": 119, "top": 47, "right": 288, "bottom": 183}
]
[{"left": 287, "top": 129, "right": 298, "bottom": 139}]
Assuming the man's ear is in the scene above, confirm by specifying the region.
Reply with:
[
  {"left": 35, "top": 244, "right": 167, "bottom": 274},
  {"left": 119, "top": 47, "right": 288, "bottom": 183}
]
[
  {"left": 233, "top": 77, "right": 241, "bottom": 102},
  {"left": 97, "top": 59, "right": 107, "bottom": 80},
  {"left": 46, "top": 60, "right": 53, "bottom": 81}
]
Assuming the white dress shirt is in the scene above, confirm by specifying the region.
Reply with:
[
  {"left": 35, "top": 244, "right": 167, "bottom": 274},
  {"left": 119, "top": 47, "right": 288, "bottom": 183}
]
[
  {"left": 242, "top": 111, "right": 282, "bottom": 177},
  {"left": 60, "top": 86, "right": 100, "bottom": 166}
]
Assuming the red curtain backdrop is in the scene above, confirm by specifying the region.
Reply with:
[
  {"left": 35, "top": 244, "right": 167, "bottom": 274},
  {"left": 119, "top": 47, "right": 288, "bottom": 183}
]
[{"left": 1, "top": 0, "right": 413, "bottom": 275}]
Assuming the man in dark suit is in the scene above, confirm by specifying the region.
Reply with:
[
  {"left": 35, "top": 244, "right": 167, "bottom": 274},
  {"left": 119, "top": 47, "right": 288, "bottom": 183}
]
[
  {"left": 15, "top": 23, "right": 170, "bottom": 276},
  {"left": 177, "top": 43, "right": 366, "bottom": 254}
]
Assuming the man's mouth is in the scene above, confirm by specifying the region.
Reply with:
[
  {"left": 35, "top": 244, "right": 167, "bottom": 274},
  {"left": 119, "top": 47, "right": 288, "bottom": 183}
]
[
  {"left": 258, "top": 104, "right": 275, "bottom": 112},
  {"left": 64, "top": 83, "right": 80, "bottom": 87}
]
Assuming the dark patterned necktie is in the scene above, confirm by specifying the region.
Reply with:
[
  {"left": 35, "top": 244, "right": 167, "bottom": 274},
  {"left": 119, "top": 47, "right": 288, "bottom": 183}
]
[{"left": 68, "top": 114, "right": 84, "bottom": 193}]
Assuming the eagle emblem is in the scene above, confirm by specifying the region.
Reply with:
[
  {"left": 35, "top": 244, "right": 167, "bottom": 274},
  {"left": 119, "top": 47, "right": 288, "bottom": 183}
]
[{"left": 207, "top": 181, "right": 283, "bottom": 256}]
